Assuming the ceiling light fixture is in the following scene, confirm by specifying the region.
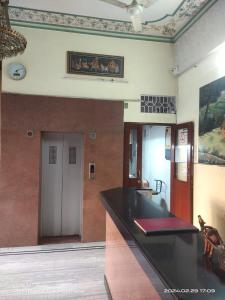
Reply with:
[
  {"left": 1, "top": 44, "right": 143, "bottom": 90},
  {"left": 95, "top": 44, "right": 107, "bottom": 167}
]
[
  {"left": 0, "top": 0, "right": 27, "bottom": 60},
  {"left": 100, "top": 0, "right": 158, "bottom": 32},
  {"left": 127, "top": 4, "right": 144, "bottom": 16}
]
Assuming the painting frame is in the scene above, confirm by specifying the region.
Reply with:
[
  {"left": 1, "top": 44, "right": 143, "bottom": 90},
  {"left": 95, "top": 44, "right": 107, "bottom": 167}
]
[
  {"left": 199, "top": 75, "right": 225, "bottom": 166},
  {"left": 67, "top": 51, "right": 124, "bottom": 78}
]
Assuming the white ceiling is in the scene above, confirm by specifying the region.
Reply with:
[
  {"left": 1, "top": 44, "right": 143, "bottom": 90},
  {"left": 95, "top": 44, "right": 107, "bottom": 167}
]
[
  {"left": 9, "top": 0, "right": 183, "bottom": 23},
  {"left": 9, "top": 0, "right": 215, "bottom": 42}
]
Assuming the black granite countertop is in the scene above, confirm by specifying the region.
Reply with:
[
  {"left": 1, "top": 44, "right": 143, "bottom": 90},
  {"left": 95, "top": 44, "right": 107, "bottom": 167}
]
[{"left": 101, "top": 187, "right": 225, "bottom": 300}]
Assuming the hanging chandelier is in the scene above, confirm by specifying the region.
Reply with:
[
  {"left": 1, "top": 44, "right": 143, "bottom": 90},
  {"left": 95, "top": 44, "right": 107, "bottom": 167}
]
[{"left": 0, "top": 0, "right": 27, "bottom": 60}]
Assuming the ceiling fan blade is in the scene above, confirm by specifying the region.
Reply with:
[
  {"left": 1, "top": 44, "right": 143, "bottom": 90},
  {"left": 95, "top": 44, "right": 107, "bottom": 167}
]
[
  {"left": 130, "top": 14, "right": 142, "bottom": 32},
  {"left": 99, "top": 0, "right": 128, "bottom": 9},
  {"left": 136, "top": 0, "right": 158, "bottom": 8}
]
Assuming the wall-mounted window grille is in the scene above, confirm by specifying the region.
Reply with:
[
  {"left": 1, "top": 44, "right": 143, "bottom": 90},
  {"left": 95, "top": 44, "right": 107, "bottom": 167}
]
[
  {"left": 49, "top": 146, "right": 57, "bottom": 164},
  {"left": 69, "top": 147, "right": 76, "bottom": 164},
  {"left": 140, "top": 95, "right": 176, "bottom": 114}
]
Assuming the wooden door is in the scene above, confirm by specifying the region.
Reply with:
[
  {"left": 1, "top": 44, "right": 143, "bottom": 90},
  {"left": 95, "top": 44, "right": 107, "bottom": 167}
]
[
  {"left": 123, "top": 124, "right": 142, "bottom": 188},
  {"left": 171, "top": 122, "right": 194, "bottom": 223}
]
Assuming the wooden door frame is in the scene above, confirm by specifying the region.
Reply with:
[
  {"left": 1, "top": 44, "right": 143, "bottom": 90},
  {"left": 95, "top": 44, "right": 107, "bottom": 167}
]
[
  {"left": 124, "top": 122, "right": 194, "bottom": 220},
  {"left": 123, "top": 123, "right": 143, "bottom": 187},
  {"left": 170, "top": 122, "right": 194, "bottom": 221},
  {"left": 123, "top": 122, "right": 176, "bottom": 190}
]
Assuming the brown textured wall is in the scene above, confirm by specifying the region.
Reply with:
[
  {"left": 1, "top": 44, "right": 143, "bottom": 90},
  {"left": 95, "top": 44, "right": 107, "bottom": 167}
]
[
  {"left": 0, "top": 93, "right": 124, "bottom": 247},
  {"left": 105, "top": 213, "right": 161, "bottom": 299}
]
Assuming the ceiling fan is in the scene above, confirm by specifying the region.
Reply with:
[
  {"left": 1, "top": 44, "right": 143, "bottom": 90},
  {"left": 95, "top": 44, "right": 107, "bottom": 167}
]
[{"left": 99, "top": 0, "right": 157, "bottom": 32}]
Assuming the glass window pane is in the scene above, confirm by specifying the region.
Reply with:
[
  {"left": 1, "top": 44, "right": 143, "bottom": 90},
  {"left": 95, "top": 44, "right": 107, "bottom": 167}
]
[
  {"left": 129, "top": 128, "right": 137, "bottom": 178},
  {"left": 175, "top": 163, "right": 187, "bottom": 182},
  {"left": 49, "top": 146, "right": 57, "bottom": 164},
  {"left": 69, "top": 147, "right": 76, "bottom": 164},
  {"left": 175, "top": 128, "right": 188, "bottom": 182}
]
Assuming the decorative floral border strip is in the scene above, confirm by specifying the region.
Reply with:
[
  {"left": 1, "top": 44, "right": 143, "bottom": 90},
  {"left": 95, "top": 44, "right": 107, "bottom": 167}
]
[{"left": 9, "top": 0, "right": 216, "bottom": 42}]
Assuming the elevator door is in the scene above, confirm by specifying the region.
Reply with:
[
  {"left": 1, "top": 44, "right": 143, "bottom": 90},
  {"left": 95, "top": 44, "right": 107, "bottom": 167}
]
[{"left": 41, "top": 133, "right": 83, "bottom": 237}]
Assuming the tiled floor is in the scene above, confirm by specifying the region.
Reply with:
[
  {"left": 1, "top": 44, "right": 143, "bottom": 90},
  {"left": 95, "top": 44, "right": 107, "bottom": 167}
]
[{"left": 0, "top": 242, "right": 107, "bottom": 300}]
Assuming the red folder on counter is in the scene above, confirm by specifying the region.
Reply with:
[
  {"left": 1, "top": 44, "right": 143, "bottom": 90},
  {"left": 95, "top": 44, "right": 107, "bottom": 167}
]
[{"left": 134, "top": 217, "right": 198, "bottom": 235}]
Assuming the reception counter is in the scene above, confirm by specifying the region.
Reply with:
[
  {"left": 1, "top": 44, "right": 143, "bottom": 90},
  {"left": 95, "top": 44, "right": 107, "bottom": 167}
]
[{"left": 101, "top": 187, "right": 225, "bottom": 300}]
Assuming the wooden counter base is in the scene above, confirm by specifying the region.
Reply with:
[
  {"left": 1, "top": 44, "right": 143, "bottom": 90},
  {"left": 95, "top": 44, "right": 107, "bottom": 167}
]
[
  {"left": 102, "top": 188, "right": 225, "bottom": 300},
  {"left": 105, "top": 212, "right": 162, "bottom": 300}
]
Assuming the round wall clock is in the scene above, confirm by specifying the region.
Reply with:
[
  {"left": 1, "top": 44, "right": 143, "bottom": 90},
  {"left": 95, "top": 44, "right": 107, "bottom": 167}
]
[{"left": 7, "top": 63, "right": 26, "bottom": 80}]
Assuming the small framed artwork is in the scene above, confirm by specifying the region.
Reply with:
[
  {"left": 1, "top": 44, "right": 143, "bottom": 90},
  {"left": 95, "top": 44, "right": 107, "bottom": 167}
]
[{"left": 67, "top": 51, "right": 124, "bottom": 78}]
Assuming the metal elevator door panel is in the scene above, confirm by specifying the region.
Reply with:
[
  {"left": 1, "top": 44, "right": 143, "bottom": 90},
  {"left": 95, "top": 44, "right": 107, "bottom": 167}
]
[
  {"left": 41, "top": 133, "right": 63, "bottom": 237},
  {"left": 41, "top": 133, "right": 83, "bottom": 237},
  {"left": 61, "top": 133, "right": 83, "bottom": 236}
]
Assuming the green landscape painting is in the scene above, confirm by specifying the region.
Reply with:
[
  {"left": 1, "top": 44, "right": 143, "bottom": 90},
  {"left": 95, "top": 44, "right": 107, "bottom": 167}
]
[{"left": 199, "top": 76, "right": 225, "bottom": 165}]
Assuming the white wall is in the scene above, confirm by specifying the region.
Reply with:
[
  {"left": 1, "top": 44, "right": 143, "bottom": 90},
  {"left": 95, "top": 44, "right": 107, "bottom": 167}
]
[
  {"left": 175, "top": 0, "right": 225, "bottom": 74},
  {"left": 177, "top": 41, "right": 225, "bottom": 238},
  {"left": 142, "top": 125, "right": 171, "bottom": 209},
  {"left": 2, "top": 27, "right": 177, "bottom": 123}
]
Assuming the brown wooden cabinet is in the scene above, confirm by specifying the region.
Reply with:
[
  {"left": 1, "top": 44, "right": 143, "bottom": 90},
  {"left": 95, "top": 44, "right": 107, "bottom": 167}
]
[{"left": 105, "top": 212, "right": 162, "bottom": 300}]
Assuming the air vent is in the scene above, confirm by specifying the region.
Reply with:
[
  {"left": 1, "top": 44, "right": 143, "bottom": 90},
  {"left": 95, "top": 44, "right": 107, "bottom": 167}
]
[{"left": 140, "top": 95, "right": 176, "bottom": 114}]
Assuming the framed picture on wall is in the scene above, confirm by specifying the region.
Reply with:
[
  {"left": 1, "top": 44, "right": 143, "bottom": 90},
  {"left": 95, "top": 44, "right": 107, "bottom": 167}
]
[
  {"left": 199, "top": 75, "right": 225, "bottom": 165},
  {"left": 67, "top": 51, "right": 124, "bottom": 78}
]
